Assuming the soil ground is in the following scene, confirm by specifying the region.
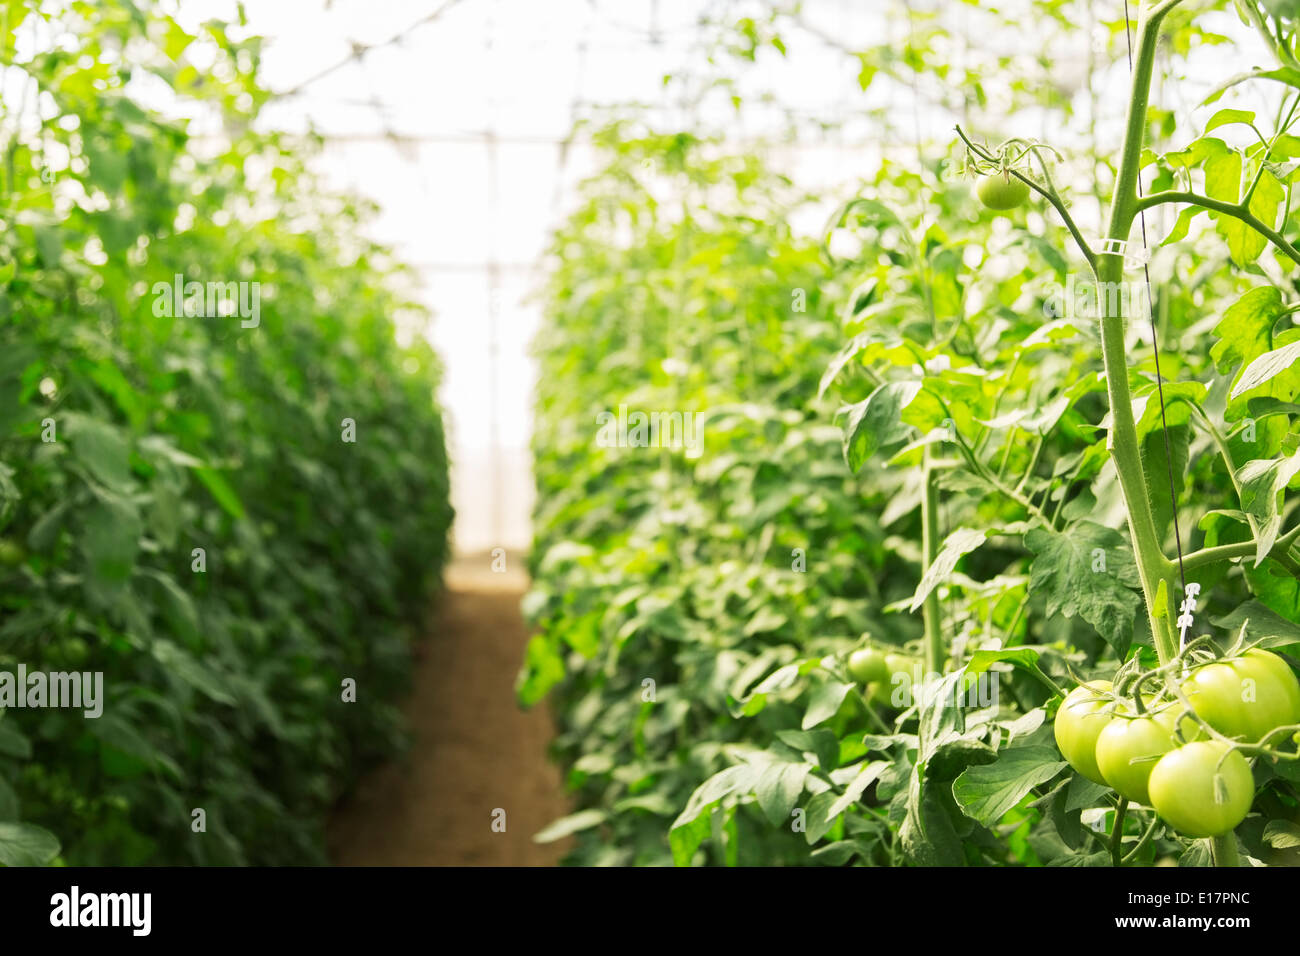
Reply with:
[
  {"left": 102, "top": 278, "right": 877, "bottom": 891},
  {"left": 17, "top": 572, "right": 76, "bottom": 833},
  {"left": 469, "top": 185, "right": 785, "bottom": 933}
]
[{"left": 328, "top": 552, "right": 570, "bottom": 865}]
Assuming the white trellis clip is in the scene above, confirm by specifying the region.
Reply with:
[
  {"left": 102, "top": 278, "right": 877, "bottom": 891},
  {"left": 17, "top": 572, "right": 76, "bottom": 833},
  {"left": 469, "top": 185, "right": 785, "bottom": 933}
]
[
  {"left": 1177, "top": 582, "right": 1201, "bottom": 655},
  {"left": 1097, "top": 237, "right": 1150, "bottom": 271}
]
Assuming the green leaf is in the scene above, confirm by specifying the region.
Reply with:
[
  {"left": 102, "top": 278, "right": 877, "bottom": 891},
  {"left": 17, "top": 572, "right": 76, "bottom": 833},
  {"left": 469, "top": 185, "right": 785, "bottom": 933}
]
[
  {"left": 1203, "top": 66, "right": 1300, "bottom": 106},
  {"left": 1064, "top": 775, "right": 1111, "bottom": 813},
  {"left": 802, "top": 680, "right": 854, "bottom": 730},
  {"left": 801, "top": 788, "right": 843, "bottom": 844},
  {"left": 533, "top": 809, "right": 606, "bottom": 843},
  {"left": 1047, "top": 850, "right": 1111, "bottom": 866},
  {"left": 669, "top": 810, "right": 712, "bottom": 866},
  {"left": 1204, "top": 108, "right": 1256, "bottom": 134},
  {"left": 1179, "top": 841, "right": 1213, "bottom": 867},
  {"left": 1161, "top": 205, "right": 1204, "bottom": 245},
  {"left": 952, "top": 746, "right": 1067, "bottom": 826},
  {"left": 194, "top": 467, "right": 247, "bottom": 520},
  {"left": 927, "top": 738, "right": 997, "bottom": 782},
  {"left": 966, "top": 646, "right": 1044, "bottom": 678},
  {"left": 754, "top": 760, "right": 811, "bottom": 825},
  {"left": 0, "top": 718, "right": 32, "bottom": 759},
  {"left": 26, "top": 501, "right": 69, "bottom": 553},
  {"left": 91, "top": 713, "right": 182, "bottom": 780},
  {"left": 1211, "top": 599, "right": 1300, "bottom": 647},
  {"left": 810, "top": 840, "right": 861, "bottom": 864},
  {"left": 1025, "top": 523, "right": 1142, "bottom": 653},
  {"left": 671, "top": 765, "right": 755, "bottom": 830},
  {"left": 826, "top": 761, "right": 888, "bottom": 817},
  {"left": 65, "top": 413, "right": 132, "bottom": 490},
  {"left": 138, "top": 434, "right": 206, "bottom": 469},
  {"left": 515, "top": 636, "right": 565, "bottom": 708},
  {"left": 1263, "top": 820, "right": 1300, "bottom": 849},
  {"left": 140, "top": 570, "right": 201, "bottom": 647},
  {"left": 1237, "top": 448, "right": 1300, "bottom": 566},
  {"left": 151, "top": 640, "right": 236, "bottom": 706},
  {"left": 1213, "top": 286, "right": 1285, "bottom": 376},
  {"left": 79, "top": 496, "right": 142, "bottom": 603},
  {"left": 0, "top": 822, "right": 60, "bottom": 866},
  {"left": 775, "top": 728, "right": 840, "bottom": 770},
  {"left": 910, "top": 527, "right": 986, "bottom": 612},
  {"left": 839, "top": 381, "right": 921, "bottom": 472},
  {"left": 1230, "top": 340, "right": 1300, "bottom": 400},
  {"left": 900, "top": 766, "right": 966, "bottom": 865},
  {"left": 0, "top": 776, "right": 18, "bottom": 821}
]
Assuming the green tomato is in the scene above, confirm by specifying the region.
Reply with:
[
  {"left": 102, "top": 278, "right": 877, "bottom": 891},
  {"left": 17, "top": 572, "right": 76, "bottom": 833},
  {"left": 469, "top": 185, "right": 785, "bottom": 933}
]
[
  {"left": 0, "top": 538, "right": 24, "bottom": 566},
  {"left": 1095, "top": 706, "right": 1179, "bottom": 805},
  {"left": 1052, "top": 680, "right": 1114, "bottom": 785},
  {"left": 976, "top": 173, "right": 1030, "bottom": 211},
  {"left": 1148, "top": 742, "right": 1254, "bottom": 838},
  {"left": 869, "top": 654, "right": 924, "bottom": 708},
  {"left": 1183, "top": 650, "right": 1300, "bottom": 743},
  {"left": 60, "top": 637, "right": 90, "bottom": 668},
  {"left": 848, "top": 648, "right": 887, "bottom": 684}
]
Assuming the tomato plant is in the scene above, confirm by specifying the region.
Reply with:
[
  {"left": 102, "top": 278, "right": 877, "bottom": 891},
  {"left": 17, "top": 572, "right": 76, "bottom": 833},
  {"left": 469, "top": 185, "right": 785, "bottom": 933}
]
[
  {"left": 0, "top": 1, "right": 453, "bottom": 865},
  {"left": 525, "top": 0, "right": 1300, "bottom": 868}
]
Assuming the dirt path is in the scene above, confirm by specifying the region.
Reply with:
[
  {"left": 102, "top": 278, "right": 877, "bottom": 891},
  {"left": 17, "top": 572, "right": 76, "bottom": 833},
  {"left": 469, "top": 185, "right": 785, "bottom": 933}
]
[{"left": 328, "top": 553, "right": 570, "bottom": 865}]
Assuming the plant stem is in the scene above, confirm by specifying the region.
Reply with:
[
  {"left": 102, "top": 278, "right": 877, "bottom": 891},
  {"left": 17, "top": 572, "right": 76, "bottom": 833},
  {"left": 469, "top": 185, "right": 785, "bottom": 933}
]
[
  {"left": 1096, "top": 1, "right": 1180, "bottom": 667},
  {"left": 1122, "top": 811, "right": 1161, "bottom": 864},
  {"left": 1181, "top": 523, "right": 1300, "bottom": 571},
  {"left": 1210, "top": 833, "right": 1239, "bottom": 867},
  {"left": 1110, "top": 797, "right": 1129, "bottom": 866},
  {"left": 922, "top": 449, "right": 945, "bottom": 674}
]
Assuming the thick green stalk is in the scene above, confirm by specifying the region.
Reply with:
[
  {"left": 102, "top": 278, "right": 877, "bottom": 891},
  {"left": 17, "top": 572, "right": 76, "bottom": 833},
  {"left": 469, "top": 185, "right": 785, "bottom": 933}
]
[
  {"left": 1211, "top": 833, "right": 1239, "bottom": 867},
  {"left": 1098, "top": 2, "right": 1180, "bottom": 668},
  {"left": 922, "top": 450, "right": 944, "bottom": 674},
  {"left": 1105, "top": 0, "right": 1236, "bottom": 867}
]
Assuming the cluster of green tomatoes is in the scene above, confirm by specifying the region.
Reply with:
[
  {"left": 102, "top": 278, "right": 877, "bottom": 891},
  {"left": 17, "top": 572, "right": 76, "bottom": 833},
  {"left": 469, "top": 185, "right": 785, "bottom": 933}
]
[
  {"left": 847, "top": 645, "right": 926, "bottom": 709},
  {"left": 1054, "top": 649, "right": 1300, "bottom": 838}
]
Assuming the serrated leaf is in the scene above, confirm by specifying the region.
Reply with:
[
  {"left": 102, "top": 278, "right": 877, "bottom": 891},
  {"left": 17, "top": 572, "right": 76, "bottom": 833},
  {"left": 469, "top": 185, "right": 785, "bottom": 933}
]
[{"left": 1025, "top": 523, "right": 1142, "bottom": 653}]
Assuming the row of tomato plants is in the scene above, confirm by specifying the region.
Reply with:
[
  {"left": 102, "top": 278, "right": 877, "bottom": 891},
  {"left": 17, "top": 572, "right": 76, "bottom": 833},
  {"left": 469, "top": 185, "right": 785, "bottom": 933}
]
[
  {"left": 523, "top": 1, "right": 1300, "bottom": 866},
  {"left": 0, "top": 1, "right": 453, "bottom": 864}
]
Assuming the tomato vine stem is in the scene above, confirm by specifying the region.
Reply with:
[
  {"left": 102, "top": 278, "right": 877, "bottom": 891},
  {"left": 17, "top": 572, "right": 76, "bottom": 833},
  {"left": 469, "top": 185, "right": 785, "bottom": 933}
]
[
  {"left": 1093, "top": 1, "right": 1181, "bottom": 670},
  {"left": 922, "top": 448, "right": 945, "bottom": 675}
]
